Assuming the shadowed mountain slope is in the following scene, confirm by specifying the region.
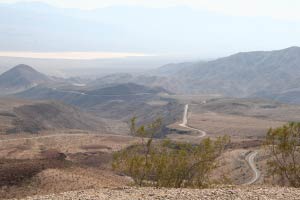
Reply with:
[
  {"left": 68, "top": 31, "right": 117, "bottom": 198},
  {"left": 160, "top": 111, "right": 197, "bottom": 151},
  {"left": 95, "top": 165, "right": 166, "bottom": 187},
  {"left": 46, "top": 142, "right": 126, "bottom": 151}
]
[
  {"left": 154, "top": 47, "right": 300, "bottom": 103},
  {"left": 0, "top": 98, "right": 112, "bottom": 134},
  {"left": 16, "top": 82, "right": 182, "bottom": 131},
  {"left": 0, "top": 64, "right": 50, "bottom": 94}
]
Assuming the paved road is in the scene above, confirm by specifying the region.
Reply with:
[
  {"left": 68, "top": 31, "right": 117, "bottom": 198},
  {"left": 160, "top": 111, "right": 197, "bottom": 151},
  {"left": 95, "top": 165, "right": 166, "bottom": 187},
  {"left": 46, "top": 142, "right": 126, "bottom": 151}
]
[
  {"left": 179, "top": 104, "right": 206, "bottom": 137},
  {"left": 244, "top": 151, "right": 261, "bottom": 185}
]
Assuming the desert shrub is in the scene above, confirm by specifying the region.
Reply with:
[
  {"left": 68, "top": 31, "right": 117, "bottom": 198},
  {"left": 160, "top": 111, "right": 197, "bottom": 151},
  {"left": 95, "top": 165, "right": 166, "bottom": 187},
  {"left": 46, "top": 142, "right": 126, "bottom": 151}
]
[
  {"left": 265, "top": 122, "right": 300, "bottom": 187},
  {"left": 0, "top": 157, "right": 69, "bottom": 187},
  {"left": 113, "top": 118, "right": 230, "bottom": 188}
]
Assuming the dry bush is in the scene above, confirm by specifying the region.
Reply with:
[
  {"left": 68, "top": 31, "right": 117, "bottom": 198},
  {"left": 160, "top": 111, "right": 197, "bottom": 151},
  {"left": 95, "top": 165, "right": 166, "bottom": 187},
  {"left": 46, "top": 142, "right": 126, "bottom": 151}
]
[
  {"left": 113, "top": 118, "right": 230, "bottom": 188},
  {"left": 0, "top": 158, "right": 69, "bottom": 187},
  {"left": 265, "top": 122, "right": 300, "bottom": 187}
]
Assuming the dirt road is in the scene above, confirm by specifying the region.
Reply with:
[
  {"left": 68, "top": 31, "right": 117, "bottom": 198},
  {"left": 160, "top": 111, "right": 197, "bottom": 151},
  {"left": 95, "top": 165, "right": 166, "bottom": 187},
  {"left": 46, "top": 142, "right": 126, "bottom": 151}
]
[
  {"left": 179, "top": 104, "right": 206, "bottom": 137},
  {"left": 244, "top": 151, "right": 261, "bottom": 185}
]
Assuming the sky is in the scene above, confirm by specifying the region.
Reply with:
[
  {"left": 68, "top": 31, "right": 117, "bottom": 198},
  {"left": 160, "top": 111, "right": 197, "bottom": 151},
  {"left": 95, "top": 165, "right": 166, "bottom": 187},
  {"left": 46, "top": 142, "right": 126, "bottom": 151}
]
[
  {"left": 2, "top": 0, "right": 300, "bottom": 21},
  {"left": 0, "top": 0, "right": 300, "bottom": 60}
]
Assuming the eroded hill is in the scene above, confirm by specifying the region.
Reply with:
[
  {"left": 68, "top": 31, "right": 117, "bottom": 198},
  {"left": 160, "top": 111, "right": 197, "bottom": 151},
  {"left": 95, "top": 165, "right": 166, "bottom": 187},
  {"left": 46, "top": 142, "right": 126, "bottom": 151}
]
[{"left": 0, "top": 98, "right": 118, "bottom": 134}]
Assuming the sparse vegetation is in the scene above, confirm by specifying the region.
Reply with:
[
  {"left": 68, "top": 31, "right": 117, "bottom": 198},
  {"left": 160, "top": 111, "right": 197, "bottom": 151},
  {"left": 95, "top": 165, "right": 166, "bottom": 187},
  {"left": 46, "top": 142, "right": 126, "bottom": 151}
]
[
  {"left": 0, "top": 155, "right": 68, "bottom": 187},
  {"left": 265, "top": 122, "right": 300, "bottom": 187},
  {"left": 113, "top": 118, "right": 230, "bottom": 188}
]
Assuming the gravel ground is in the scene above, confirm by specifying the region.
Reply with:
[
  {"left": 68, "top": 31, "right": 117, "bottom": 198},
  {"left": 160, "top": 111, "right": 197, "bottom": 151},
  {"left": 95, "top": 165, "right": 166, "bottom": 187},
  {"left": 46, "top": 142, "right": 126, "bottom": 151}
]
[{"left": 14, "top": 186, "right": 300, "bottom": 200}]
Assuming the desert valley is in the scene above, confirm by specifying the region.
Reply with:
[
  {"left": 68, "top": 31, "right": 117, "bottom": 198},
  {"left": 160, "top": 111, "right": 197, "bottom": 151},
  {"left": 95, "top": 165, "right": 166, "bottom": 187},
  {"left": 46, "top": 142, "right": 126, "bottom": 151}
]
[
  {"left": 0, "top": 46, "right": 300, "bottom": 199},
  {"left": 1, "top": 1, "right": 300, "bottom": 199}
]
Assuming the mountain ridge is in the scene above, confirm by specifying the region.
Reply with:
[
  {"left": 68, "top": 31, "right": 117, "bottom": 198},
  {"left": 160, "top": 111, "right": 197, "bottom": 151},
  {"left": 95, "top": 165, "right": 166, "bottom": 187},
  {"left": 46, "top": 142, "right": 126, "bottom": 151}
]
[{"left": 154, "top": 46, "right": 300, "bottom": 103}]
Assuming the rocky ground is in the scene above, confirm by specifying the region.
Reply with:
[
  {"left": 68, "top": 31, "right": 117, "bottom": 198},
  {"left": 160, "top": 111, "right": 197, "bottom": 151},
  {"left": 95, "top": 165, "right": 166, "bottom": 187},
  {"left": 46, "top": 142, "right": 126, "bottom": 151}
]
[{"left": 13, "top": 186, "right": 299, "bottom": 200}]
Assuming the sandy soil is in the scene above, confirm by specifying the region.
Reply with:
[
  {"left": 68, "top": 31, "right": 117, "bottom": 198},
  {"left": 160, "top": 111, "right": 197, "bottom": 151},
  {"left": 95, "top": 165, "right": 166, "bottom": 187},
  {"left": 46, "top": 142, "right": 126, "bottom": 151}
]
[{"left": 187, "top": 112, "right": 284, "bottom": 139}]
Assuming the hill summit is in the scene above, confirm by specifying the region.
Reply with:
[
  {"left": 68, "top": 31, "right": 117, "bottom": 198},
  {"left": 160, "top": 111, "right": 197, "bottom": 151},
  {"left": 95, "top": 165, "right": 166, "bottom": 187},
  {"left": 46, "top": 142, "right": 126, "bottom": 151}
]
[{"left": 0, "top": 64, "right": 49, "bottom": 94}]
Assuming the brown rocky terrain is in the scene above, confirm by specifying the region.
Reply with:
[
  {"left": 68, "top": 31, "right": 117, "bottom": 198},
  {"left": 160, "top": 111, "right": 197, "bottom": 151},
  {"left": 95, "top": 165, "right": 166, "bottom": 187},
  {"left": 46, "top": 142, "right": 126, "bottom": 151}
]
[
  {"left": 1, "top": 87, "right": 300, "bottom": 200},
  {"left": 12, "top": 186, "right": 300, "bottom": 200}
]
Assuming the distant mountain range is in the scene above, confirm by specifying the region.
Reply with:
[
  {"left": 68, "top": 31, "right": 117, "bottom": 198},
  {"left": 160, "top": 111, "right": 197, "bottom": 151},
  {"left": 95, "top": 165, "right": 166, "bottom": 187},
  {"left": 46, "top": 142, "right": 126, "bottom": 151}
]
[
  {"left": 0, "top": 46, "right": 300, "bottom": 135},
  {"left": 1, "top": 45, "right": 300, "bottom": 131},
  {"left": 2, "top": 46, "right": 300, "bottom": 105},
  {"left": 152, "top": 46, "right": 300, "bottom": 104},
  {"left": 0, "top": 64, "right": 180, "bottom": 128},
  {"left": 81, "top": 46, "right": 300, "bottom": 104}
]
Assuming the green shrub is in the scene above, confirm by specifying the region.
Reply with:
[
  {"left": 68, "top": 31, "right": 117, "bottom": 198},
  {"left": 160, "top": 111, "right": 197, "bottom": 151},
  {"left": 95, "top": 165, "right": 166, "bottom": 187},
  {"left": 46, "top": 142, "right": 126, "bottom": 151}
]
[
  {"left": 265, "top": 122, "right": 300, "bottom": 187},
  {"left": 113, "top": 118, "right": 230, "bottom": 188}
]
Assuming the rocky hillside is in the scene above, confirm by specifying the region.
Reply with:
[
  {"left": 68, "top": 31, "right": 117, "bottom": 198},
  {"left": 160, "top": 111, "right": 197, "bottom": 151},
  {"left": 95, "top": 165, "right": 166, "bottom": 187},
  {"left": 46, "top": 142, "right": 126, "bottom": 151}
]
[
  {"left": 154, "top": 47, "right": 300, "bottom": 103},
  {"left": 10, "top": 102, "right": 107, "bottom": 133}
]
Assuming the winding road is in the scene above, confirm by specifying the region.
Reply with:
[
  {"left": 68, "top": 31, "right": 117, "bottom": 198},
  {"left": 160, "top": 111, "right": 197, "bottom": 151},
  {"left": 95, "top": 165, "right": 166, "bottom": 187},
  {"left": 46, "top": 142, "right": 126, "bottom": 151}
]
[
  {"left": 179, "top": 104, "right": 206, "bottom": 137},
  {"left": 1, "top": 103, "right": 261, "bottom": 185},
  {"left": 179, "top": 104, "right": 260, "bottom": 185},
  {"left": 244, "top": 151, "right": 261, "bottom": 185}
]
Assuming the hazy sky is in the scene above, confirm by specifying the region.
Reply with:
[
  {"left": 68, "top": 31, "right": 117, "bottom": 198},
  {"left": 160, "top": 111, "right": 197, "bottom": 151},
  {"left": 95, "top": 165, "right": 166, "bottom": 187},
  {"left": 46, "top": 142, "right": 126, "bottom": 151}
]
[
  {"left": 0, "top": 52, "right": 149, "bottom": 59},
  {"left": 3, "top": 0, "right": 300, "bottom": 20},
  {"left": 1, "top": 0, "right": 300, "bottom": 60}
]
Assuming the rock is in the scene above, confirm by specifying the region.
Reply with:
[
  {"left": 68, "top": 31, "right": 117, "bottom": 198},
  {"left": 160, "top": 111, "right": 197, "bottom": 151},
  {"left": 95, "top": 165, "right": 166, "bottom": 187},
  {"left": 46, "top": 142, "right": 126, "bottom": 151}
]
[{"left": 12, "top": 186, "right": 300, "bottom": 200}]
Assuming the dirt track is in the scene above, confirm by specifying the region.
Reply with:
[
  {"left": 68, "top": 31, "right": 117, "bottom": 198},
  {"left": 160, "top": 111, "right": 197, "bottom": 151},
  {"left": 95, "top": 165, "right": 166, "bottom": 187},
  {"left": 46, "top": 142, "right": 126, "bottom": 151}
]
[
  {"left": 179, "top": 104, "right": 206, "bottom": 137},
  {"left": 244, "top": 151, "right": 261, "bottom": 185}
]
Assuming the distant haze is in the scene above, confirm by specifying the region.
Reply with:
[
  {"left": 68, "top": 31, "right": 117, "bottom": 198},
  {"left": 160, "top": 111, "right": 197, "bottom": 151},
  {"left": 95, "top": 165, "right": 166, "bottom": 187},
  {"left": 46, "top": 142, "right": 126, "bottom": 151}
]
[
  {"left": 0, "top": 1, "right": 300, "bottom": 59},
  {"left": 0, "top": 55, "right": 194, "bottom": 78},
  {"left": 0, "top": 52, "right": 150, "bottom": 60}
]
